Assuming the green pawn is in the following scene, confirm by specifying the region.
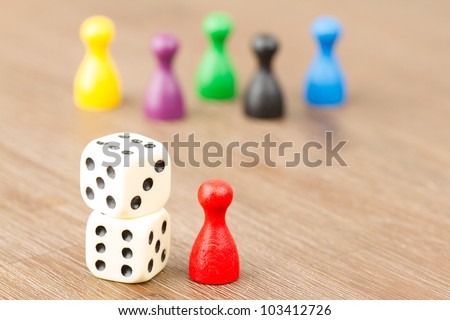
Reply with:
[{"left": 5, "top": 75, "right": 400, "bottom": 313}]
[{"left": 196, "top": 13, "right": 237, "bottom": 100}]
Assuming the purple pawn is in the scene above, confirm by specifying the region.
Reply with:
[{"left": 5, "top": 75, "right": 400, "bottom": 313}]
[{"left": 144, "top": 33, "right": 185, "bottom": 120}]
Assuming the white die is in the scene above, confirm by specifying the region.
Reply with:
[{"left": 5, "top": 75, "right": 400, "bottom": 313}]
[
  {"left": 80, "top": 132, "right": 171, "bottom": 219},
  {"left": 86, "top": 209, "right": 170, "bottom": 283}
]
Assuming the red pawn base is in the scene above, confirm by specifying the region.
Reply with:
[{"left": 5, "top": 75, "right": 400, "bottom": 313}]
[{"left": 189, "top": 239, "right": 240, "bottom": 285}]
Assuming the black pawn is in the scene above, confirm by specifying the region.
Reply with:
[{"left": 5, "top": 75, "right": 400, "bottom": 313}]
[{"left": 244, "top": 34, "right": 283, "bottom": 119}]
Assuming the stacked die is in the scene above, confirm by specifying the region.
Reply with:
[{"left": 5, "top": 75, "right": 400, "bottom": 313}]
[{"left": 80, "top": 132, "right": 171, "bottom": 283}]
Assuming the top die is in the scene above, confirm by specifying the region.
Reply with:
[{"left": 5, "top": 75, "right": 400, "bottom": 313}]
[{"left": 80, "top": 132, "right": 171, "bottom": 219}]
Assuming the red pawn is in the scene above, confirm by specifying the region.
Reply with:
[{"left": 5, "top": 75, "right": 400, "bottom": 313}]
[{"left": 189, "top": 180, "right": 240, "bottom": 285}]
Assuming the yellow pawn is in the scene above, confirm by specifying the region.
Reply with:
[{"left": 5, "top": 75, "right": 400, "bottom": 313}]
[{"left": 74, "top": 16, "right": 121, "bottom": 110}]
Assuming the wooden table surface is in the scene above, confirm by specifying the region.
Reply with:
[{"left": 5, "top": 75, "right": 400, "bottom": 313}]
[{"left": 0, "top": 0, "right": 449, "bottom": 300}]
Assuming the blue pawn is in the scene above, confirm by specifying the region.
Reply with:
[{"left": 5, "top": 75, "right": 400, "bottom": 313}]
[{"left": 304, "top": 16, "right": 346, "bottom": 107}]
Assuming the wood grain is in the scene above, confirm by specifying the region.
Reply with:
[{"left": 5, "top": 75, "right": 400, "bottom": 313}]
[{"left": 0, "top": 0, "right": 449, "bottom": 299}]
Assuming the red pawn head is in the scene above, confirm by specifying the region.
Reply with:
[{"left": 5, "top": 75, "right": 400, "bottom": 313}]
[
  {"left": 198, "top": 179, "right": 233, "bottom": 213},
  {"left": 189, "top": 179, "right": 239, "bottom": 285}
]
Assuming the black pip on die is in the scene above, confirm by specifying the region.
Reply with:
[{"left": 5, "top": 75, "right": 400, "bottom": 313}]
[{"left": 80, "top": 132, "right": 171, "bottom": 283}]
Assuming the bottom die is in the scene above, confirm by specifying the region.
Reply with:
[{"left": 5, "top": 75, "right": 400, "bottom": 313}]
[{"left": 85, "top": 208, "right": 170, "bottom": 283}]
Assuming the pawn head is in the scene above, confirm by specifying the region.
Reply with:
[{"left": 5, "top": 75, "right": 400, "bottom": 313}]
[
  {"left": 151, "top": 33, "right": 179, "bottom": 60},
  {"left": 203, "top": 12, "right": 233, "bottom": 42},
  {"left": 311, "top": 15, "right": 342, "bottom": 46},
  {"left": 252, "top": 34, "right": 278, "bottom": 61},
  {"left": 80, "top": 15, "right": 115, "bottom": 46},
  {"left": 198, "top": 179, "right": 233, "bottom": 212}
]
